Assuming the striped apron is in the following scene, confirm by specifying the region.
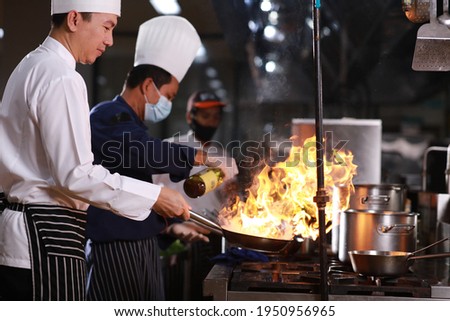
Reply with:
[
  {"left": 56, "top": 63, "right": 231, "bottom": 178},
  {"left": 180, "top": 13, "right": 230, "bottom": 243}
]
[
  {"left": 6, "top": 202, "right": 87, "bottom": 301},
  {"left": 86, "top": 237, "right": 165, "bottom": 301}
]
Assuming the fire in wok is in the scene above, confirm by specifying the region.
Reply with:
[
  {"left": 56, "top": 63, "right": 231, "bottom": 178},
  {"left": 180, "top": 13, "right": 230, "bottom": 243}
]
[{"left": 218, "top": 135, "right": 357, "bottom": 241}]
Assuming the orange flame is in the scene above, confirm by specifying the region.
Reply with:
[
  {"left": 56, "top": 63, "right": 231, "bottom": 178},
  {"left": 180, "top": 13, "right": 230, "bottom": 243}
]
[{"left": 219, "top": 135, "right": 357, "bottom": 241}]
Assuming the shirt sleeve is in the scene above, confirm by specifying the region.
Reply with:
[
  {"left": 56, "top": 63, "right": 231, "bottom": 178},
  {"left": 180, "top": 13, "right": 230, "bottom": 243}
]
[
  {"left": 90, "top": 109, "right": 197, "bottom": 183},
  {"left": 36, "top": 74, "right": 159, "bottom": 220},
  {"left": 148, "top": 140, "right": 197, "bottom": 181}
]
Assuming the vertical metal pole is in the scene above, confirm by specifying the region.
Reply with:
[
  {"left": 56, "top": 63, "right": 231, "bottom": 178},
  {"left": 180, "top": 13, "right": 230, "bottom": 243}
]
[{"left": 312, "top": 0, "right": 329, "bottom": 301}]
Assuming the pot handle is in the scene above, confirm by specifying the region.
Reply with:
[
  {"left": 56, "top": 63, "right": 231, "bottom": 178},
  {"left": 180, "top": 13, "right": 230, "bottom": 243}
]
[
  {"left": 189, "top": 210, "right": 224, "bottom": 236},
  {"left": 361, "top": 195, "right": 390, "bottom": 205},
  {"left": 378, "top": 224, "right": 415, "bottom": 234}
]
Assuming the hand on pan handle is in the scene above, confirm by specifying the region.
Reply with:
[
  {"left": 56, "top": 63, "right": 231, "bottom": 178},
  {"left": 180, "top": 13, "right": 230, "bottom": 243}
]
[
  {"left": 152, "top": 186, "right": 190, "bottom": 221},
  {"left": 164, "top": 221, "right": 211, "bottom": 243},
  {"left": 205, "top": 155, "right": 239, "bottom": 181}
]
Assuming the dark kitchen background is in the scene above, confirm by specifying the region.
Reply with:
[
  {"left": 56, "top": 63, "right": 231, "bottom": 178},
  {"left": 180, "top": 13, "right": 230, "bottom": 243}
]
[{"left": 1, "top": 0, "right": 450, "bottom": 299}]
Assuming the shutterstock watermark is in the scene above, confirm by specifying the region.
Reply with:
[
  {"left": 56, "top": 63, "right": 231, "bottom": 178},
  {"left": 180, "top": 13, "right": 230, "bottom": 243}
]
[{"left": 97, "top": 131, "right": 350, "bottom": 170}]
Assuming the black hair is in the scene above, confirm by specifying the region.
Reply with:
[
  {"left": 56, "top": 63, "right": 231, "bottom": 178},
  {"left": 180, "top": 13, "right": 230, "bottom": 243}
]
[
  {"left": 125, "top": 65, "right": 172, "bottom": 89},
  {"left": 51, "top": 12, "right": 92, "bottom": 28}
]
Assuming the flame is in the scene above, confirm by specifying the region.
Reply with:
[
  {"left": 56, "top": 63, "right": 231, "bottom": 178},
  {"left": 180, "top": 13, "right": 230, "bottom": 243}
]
[{"left": 219, "top": 135, "right": 357, "bottom": 241}]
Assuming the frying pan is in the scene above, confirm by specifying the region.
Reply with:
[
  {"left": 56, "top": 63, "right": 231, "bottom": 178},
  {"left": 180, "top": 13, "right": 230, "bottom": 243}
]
[
  {"left": 348, "top": 237, "right": 450, "bottom": 277},
  {"left": 189, "top": 210, "right": 304, "bottom": 254}
]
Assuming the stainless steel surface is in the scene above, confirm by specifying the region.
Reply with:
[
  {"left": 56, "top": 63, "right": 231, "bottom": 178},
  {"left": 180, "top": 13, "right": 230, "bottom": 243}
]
[
  {"left": 332, "top": 183, "right": 409, "bottom": 258},
  {"left": 432, "top": 285, "right": 450, "bottom": 298},
  {"left": 412, "top": 0, "right": 450, "bottom": 71},
  {"left": 338, "top": 209, "right": 418, "bottom": 263},
  {"left": 349, "top": 184, "right": 407, "bottom": 212},
  {"left": 416, "top": 192, "right": 450, "bottom": 249},
  {"left": 438, "top": 0, "right": 450, "bottom": 26},
  {"left": 348, "top": 249, "right": 450, "bottom": 276}
]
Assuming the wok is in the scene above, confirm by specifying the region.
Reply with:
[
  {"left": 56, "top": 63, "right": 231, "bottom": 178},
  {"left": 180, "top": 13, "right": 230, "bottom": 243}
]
[
  {"left": 348, "top": 237, "right": 450, "bottom": 277},
  {"left": 189, "top": 210, "right": 304, "bottom": 255}
]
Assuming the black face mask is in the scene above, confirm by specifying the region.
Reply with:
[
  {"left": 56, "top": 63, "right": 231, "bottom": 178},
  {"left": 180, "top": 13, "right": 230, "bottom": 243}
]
[{"left": 190, "top": 118, "right": 218, "bottom": 142}]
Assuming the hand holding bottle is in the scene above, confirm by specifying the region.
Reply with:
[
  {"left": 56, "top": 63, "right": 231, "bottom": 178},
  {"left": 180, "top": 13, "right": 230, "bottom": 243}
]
[{"left": 184, "top": 155, "right": 239, "bottom": 198}]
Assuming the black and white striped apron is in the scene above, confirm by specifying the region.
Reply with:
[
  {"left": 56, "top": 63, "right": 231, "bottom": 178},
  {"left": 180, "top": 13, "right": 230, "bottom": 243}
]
[
  {"left": 86, "top": 237, "right": 165, "bottom": 301},
  {"left": 6, "top": 203, "right": 87, "bottom": 301}
]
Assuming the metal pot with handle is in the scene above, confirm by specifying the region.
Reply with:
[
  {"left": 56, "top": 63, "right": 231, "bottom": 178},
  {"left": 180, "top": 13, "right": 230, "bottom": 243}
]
[
  {"left": 348, "top": 250, "right": 450, "bottom": 276},
  {"left": 332, "top": 184, "right": 409, "bottom": 257},
  {"left": 348, "top": 237, "right": 450, "bottom": 276},
  {"left": 349, "top": 184, "right": 407, "bottom": 212},
  {"left": 338, "top": 209, "right": 418, "bottom": 263}
]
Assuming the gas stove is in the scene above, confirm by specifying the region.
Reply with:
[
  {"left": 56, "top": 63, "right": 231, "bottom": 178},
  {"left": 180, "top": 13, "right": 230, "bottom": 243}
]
[{"left": 203, "top": 256, "right": 450, "bottom": 301}]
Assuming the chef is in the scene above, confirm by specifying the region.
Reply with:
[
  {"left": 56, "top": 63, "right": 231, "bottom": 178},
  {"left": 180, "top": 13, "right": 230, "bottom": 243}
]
[
  {"left": 0, "top": 0, "right": 191, "bottom": 301},
  {"left": 85, "top": 16, "right": 234, "bottom": 301}
]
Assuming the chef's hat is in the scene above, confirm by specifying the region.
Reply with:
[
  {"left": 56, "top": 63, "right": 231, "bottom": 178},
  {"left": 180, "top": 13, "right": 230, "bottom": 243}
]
[
  {"left": 134, "top": 16, "right": 201, "bottom": 83},
  {"left": 51, "top": 0, "right": 121, "bottom": 16}
]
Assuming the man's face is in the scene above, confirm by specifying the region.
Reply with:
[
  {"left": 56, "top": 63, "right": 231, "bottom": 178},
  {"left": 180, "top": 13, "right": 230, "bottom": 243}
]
[
  {"left": 192, "top": 106, "right": 223, "bottom": 128},
  {"left": 76, "top": 13, "right": 118, "bottom": 64}
]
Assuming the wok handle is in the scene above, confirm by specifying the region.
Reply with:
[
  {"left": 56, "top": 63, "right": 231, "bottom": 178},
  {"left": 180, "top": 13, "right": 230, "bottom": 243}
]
[
  {"left": 188, "top": 210, "right": 224, "bottom": 236},
  {"left": 411, "top": 237, "right": 450, "bottom": 255},
  {"left": 409, "top": 252, "right": 450, "bottom": 260}
]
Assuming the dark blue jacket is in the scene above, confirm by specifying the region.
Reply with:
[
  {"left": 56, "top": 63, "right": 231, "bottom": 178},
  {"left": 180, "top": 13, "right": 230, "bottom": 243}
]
[{"left": 86, "top": 95, "right": 197, "bottom": 242}]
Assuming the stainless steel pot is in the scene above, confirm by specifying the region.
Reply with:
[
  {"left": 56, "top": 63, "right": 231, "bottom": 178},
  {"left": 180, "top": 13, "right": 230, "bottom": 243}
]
[
  {"left": 331, "top": 184, "right": 408, "bottom": 256},
  {"left": 349, "top": 184, "right": 407, "bottom": 212},
  {"left": 349, "top": 237, "right": 449, "bottom": 276},
  {"left": 338, "top": 209, "right": 418, "bottom": 263},
  {"left": 349, "top": 249, "right": 450, "bottom": 277}
]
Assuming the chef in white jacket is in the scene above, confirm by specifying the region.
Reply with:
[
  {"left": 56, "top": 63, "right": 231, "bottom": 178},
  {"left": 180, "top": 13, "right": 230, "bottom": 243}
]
[{"left": 0, "top": 0, "right": 190, "bottom": 301}]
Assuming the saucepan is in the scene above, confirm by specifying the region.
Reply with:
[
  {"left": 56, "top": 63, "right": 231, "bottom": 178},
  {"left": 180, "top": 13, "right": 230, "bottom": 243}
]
[
  {"left": 189, "top": 210, "right": 304, "bottom": 255},
  {"left": 348, "top": 237, "right": 450, "bottom": 277}
]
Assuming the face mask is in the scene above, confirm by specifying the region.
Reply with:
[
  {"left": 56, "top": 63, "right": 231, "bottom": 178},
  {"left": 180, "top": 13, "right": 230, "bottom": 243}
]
[
  {"left": 144, "top": 83, "right": 172, "bottom": 123},
  {"left": 190, "top": 118, "right": 218, "bottom": 142}
]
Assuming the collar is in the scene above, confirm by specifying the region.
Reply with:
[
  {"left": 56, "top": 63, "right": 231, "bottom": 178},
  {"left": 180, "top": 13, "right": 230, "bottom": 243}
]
[
  {"left": 43, "top": 36, "right": 77, "bottom": 70},
  {"left": 113, "top": 95, "right": 148, "bottom": 129}
]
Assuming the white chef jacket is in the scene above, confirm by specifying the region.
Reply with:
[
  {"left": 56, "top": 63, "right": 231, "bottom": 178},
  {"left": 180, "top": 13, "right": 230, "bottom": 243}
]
[
  {"left": 0, "top": 37, "right": 160, "bottom": 268},
  {"left": 152, "top": 130, "right": 224, "bottom": 214}
]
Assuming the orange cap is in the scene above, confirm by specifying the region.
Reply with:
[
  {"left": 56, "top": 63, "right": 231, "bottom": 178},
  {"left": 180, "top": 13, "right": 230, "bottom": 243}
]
[{"left": 189, "top": 91, "right": 225, "bottom": 110}]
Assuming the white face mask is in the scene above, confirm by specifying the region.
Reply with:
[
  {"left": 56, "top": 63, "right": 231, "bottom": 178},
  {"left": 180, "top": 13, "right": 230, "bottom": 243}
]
[{"left": 144, "top": 82, "right": 173, "bottom": 123}]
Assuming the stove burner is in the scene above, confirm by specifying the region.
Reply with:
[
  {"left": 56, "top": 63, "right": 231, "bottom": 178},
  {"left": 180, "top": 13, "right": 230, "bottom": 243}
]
[
  {"left": 227, "top": 258, "right": 432, "bottom": 298},
  {"left": 327, "top": 260, "right": 431, "bottom": 298},
  {"left": 230, "top": 261, "right": 321, "bottom": 294}
]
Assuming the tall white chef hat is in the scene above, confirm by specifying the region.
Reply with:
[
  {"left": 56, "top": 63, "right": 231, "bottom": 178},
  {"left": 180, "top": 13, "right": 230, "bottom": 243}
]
[
  {"left": 134, "top": 16, "right": 201, "bottom": 83},
  {"left": 51, "top": 0, "right": 121, "bottom": 16}
]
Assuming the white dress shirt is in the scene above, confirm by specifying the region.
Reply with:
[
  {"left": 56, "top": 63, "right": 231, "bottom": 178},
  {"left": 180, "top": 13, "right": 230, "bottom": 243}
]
[{"left": 0, "top": 37, "right": 161, "bottom": 268}]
